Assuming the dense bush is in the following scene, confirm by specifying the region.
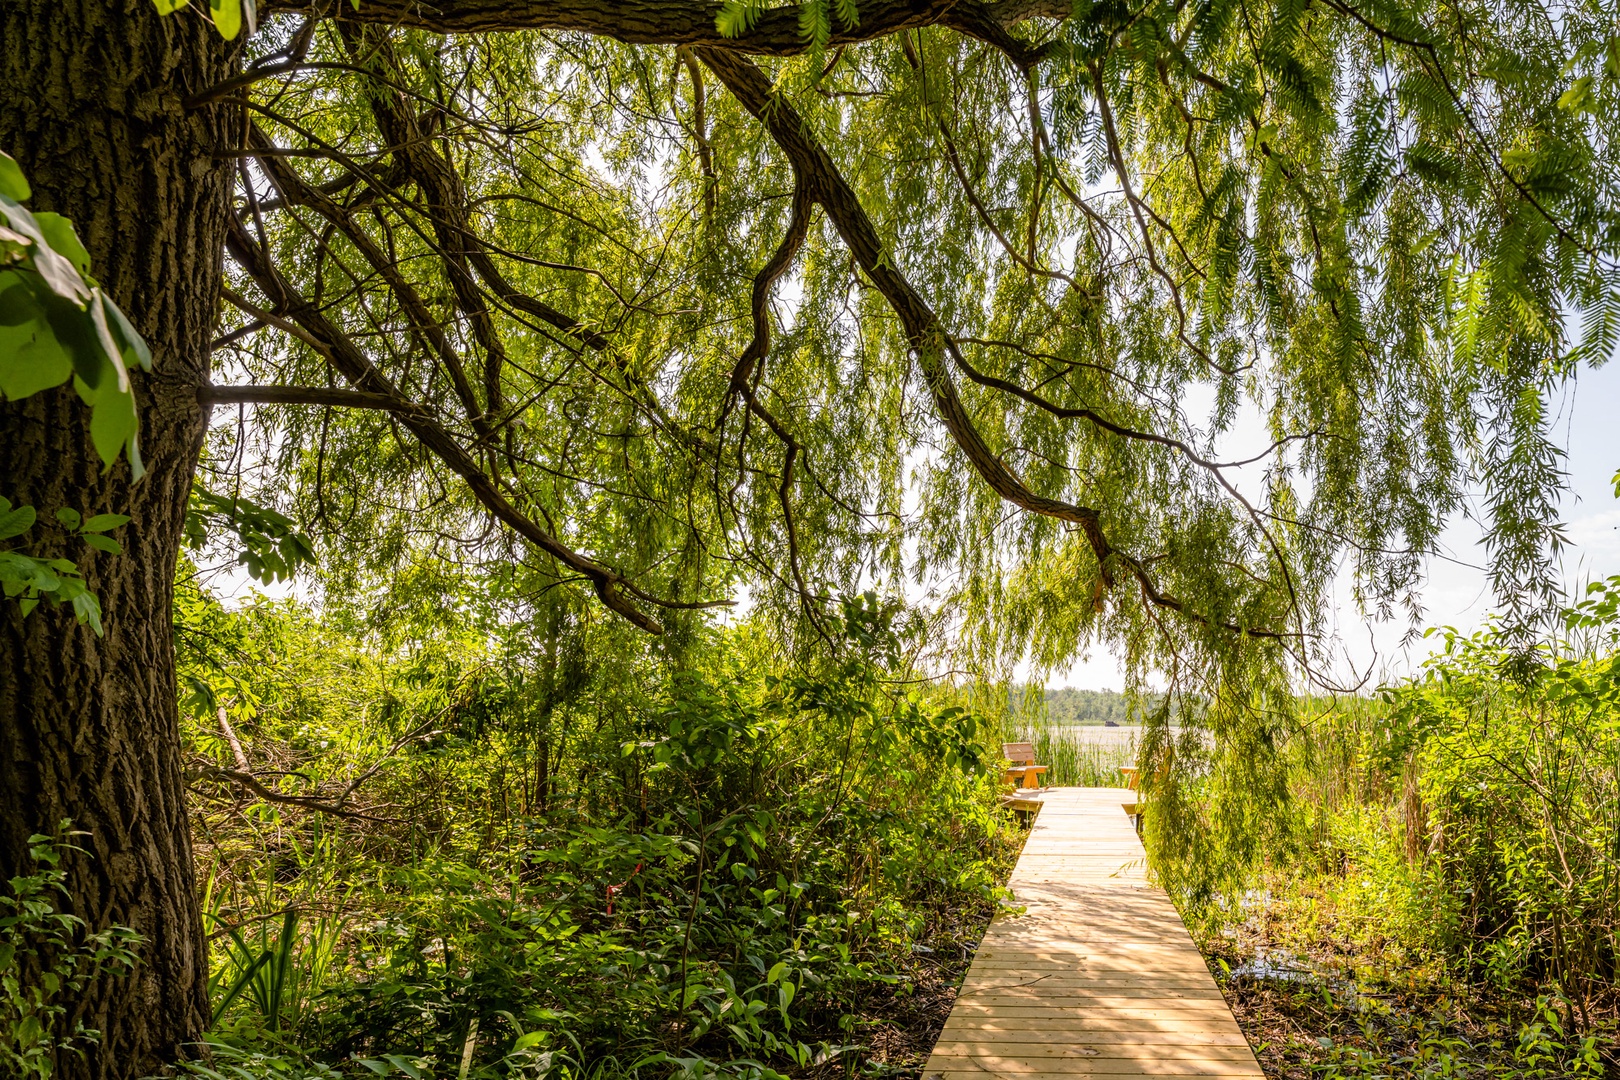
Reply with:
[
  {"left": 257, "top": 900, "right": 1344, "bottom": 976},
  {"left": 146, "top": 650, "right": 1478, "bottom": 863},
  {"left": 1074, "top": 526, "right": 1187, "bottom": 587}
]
[
  {"left": 1171, "top": 579, "right": 1620, "bottom": 1068},
  {"left": 171, "top": 571, "right": 1021, "bottom": 1078}
]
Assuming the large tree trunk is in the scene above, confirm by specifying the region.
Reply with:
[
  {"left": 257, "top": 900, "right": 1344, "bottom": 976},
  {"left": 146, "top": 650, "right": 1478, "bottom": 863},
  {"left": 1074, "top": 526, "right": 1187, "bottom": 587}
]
[{"left": 0, "top": 2, "right": 237, "bottom": 1076}]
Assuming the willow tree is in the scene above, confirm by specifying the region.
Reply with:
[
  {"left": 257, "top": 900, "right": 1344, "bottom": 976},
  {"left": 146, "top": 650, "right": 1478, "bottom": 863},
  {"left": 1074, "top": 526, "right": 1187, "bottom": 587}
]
[{"left": 2, "top": 0, "right": 1616, "bottom": 1073}]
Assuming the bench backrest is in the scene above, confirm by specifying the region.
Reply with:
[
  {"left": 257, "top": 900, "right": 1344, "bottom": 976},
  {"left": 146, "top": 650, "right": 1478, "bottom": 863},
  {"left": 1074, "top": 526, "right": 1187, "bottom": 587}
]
[{"left": 1003, "top": 741, "right": 1037, "bottom": 765}]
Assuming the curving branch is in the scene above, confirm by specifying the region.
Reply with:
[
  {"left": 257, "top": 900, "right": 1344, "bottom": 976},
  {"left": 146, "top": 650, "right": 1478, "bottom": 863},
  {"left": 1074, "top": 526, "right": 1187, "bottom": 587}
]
[
  {"left": 270, "top": 0, "right": 1069, "bottom": 66},
  {"left": 202, "top": 382, "right": 412, "bottom": 412},
  {"left": 246, "top": 122, "right": 493, "bottom": 435},
  {"left": 223, "top": 217, "right": 733, "bottom": 632},
  {"left": 698, "top": 47, "right": 1292, "bottom": 640}
]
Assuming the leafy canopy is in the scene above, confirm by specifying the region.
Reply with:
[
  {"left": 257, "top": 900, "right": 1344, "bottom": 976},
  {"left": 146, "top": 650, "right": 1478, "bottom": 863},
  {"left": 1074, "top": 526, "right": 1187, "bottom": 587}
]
[{"left": 182, "top": 0, "right": 1616, "bottom": 701}]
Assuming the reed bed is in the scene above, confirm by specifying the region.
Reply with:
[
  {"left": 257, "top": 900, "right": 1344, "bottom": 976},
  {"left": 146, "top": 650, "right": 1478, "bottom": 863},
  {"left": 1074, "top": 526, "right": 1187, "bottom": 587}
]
[{"left": 1016, "top": 723, "right": 1140, "bottom": 787}]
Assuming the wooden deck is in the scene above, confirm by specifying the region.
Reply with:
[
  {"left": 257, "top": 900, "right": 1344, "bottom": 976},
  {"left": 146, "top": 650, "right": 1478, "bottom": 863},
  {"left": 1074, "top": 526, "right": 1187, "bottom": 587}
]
[{"left": 922, "top": 787, "right": 1263, "bottom": 1079}]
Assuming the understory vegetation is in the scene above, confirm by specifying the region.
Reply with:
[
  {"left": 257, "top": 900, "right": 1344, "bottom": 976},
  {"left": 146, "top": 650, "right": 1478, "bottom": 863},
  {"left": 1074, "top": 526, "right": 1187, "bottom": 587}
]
[
  {"left": 1178, "top": 581, "right": 1620, "bottom": 1077},
  {"left": 8, "top": 568, "right": 1619, "bottom": 1078},
  {"left": 156, "top": 570, "right": 1023, "bottom": 1079}
]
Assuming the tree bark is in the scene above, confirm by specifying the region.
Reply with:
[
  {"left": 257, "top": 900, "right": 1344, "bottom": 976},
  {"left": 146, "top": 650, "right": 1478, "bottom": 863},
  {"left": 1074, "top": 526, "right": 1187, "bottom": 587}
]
[{"left": 0, "top": 2, "right": 237, "bottom": 1075}]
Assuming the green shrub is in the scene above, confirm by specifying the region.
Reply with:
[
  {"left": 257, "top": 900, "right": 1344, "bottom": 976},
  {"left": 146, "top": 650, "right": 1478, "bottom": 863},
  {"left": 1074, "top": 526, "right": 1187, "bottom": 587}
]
[{"left": 1, "top": 828, "right": 140, "bottom": 1078}]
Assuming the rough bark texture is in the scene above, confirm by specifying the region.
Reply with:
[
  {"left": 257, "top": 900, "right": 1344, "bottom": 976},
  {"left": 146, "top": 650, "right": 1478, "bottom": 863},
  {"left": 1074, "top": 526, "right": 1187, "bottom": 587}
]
[
  {"left": 0, "top": 2, "right": 237, "bottom": 1075},
  {"left": 290, "top": 0, "right": 1068, "bottom": 54}
]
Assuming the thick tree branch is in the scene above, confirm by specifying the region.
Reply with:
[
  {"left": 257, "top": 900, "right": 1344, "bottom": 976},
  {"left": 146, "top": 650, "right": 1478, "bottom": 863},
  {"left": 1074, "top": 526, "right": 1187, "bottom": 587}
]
[
  {"left": 271, "top": 0, "right": 1067, "bottom": 66},
  {"left": 201, "top": 382, "right": 412, "bottom": 412},
  {"left": 341, "top": 26, "right": 513, "bottom": 424},
  {"left": 246, "top": 123, "right": 493, "bottom": 432}
]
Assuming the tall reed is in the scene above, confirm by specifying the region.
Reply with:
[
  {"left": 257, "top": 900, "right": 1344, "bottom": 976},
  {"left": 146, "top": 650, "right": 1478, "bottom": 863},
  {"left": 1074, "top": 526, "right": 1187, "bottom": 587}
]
[{"left": 1010, "top": 711, "right": 1140, "bottom": 787}]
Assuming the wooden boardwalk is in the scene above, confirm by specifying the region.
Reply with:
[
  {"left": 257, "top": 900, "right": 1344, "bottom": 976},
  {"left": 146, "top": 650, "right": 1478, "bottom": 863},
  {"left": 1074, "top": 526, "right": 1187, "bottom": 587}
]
[{"left": 922, "top": 787, "right": 1263, "bottom": 1079}]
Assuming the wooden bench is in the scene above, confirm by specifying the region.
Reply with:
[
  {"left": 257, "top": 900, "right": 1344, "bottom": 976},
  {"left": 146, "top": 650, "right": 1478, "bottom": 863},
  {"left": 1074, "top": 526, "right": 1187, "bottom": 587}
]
[
  {"left": 996, "top": 741, "right": 1049, "bottom": 817},
  {"left": 1119, "top": 765, "right": 1158, "bottom": 831},
  {"left": 1001, "top": 741, "right": 1048, "bottom": 790}
]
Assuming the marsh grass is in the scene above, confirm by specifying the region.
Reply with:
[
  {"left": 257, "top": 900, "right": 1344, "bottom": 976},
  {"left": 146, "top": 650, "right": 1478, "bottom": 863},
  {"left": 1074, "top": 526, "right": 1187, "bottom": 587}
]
[{"left": 1013, "top": 720, "right": 1140, "bottom": 787}]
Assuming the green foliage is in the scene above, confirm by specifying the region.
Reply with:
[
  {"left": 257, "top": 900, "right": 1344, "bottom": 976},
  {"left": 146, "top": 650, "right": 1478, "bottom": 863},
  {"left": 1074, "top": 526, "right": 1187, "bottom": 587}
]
[
  {"left": 1383, "top": 610, "right": 1620, "bottom": 1002},
  {"left": 0, "top": 149, "right": 149, "bottom": 477},
  {"left": 1, "top": 828, "right": 141, "bottom": 1079},
  {"left": 186, "top": 0, "right": 1620, "bottom": 864},
  {"left": 176, "top": 575, "right": 1019, "bottom": 1077},
  {"left": 151, "top": 0, "right": 256, "bottom": 40},
  {"left": 1185, "top": 586, "right": 1620, "bottom": 1069},
  {"left": 0, "top": 495, "right": 130, "bottom": 635},
  {"left": 186, "top": 488, "right": 316, "bottom": 584}
]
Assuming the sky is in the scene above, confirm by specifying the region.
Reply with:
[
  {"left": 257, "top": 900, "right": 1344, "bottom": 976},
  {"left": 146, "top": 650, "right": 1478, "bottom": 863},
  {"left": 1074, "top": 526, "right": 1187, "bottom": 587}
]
[{"left": 1044, "top": 358, "right": 1620, "bottom": 690}]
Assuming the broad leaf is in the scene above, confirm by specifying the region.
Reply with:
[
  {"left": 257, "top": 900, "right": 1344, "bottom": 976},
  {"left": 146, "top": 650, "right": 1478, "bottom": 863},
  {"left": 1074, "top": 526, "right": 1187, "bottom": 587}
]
[
  {"left": 0, "top": 503, "right": 36, "bottom": 540},
  {"left": 81, "top": 514, "right": 130, "bottom": 533},
  {"left": 0, "top": 151, "right": 29, "bottom": 202}
]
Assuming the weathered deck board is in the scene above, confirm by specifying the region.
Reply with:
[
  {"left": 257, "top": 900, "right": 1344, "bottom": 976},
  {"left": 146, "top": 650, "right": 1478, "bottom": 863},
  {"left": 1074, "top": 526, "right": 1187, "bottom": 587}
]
[{"left": 922, "top": 788, "right": 1262, "bottom": 1080}]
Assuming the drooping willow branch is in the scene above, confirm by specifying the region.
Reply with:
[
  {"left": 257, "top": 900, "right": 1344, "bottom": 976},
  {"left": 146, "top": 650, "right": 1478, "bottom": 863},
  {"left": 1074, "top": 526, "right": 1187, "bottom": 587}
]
[
  {"left": 698, "top": 47, "right": 1293, "bottom": 641},
  {"left": 222, "top": 218, "right": 732, "bottom": 631}
]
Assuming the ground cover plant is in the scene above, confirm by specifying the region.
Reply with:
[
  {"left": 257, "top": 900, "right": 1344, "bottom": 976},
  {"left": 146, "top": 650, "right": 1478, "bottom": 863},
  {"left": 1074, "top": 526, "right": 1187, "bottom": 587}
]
[
  {"left": 158, "top": 577, "right": 1025, "bottom": 1078},
  {"left": 1172, "top": 579, "right": 1620, "bottom": 1076}
]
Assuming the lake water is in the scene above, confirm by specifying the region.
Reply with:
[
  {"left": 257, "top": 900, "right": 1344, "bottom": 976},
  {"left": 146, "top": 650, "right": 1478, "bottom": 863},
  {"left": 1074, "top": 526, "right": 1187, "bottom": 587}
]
[{"left": 1043, "top": 724, "right": 1176, "bottom": 747}]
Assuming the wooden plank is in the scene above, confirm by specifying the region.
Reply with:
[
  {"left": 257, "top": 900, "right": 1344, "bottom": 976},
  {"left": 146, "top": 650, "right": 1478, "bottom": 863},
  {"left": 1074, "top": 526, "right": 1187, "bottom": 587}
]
[
  {"left": 921, "top": 788, "right": 1262, "bottom": 1080},
  {"left": 933, "top": 1033, "right": 1254, "bottom": 1048}
]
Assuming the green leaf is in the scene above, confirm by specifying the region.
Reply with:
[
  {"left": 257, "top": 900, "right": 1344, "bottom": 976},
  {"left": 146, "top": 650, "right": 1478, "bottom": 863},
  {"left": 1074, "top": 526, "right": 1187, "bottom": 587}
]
[
  {"left": 0, "top": 152, "right": 29, "bottom": 203},
  {"left": 101, "top": 294, "right": 152, "bottom": 373},
  {"left": 0, "top": 196, "right": 90, "bottom": 304},
  {"left": 87, "top": 288, "right": 131, "bottom": 394},
  {"left": 0, "top": 273, "right": 72, "bottom": 400},
  {"left": 17, "top": 597, "right": 37, "bottom": 618},
  {"left": 0, "top": 551, "right": 60, "bottom": 592},
  {"left": 71, "top": 588, "right": 104, "bottom": 635},
  {"left": 82, "top": 534, "right": 121, "bottom": 555},
  {"left": 81, "top": 514, "right": 130, "bottom": 533},
  {"left": 379, "top": 1055, "right": 424, "bottom": 1079},
  {"left": 88, "top": 377, "right": 139, "bottom": 473},
  {"left": 55, "top": 508, "right": 81, "bottom": 529},
  {"left": 0, "top": 503, "right": 36, "bottom": 540},
  {"left": 1558, "top": 76, "right": 1595, "bottom": 113},
  {"left": 210, "top": 0, "right": 243, "bottom": 39},
  {"left": 151, "top": 0, "right": 191, "bottom": 12},
  {"left": 716, "top": 0, "right": 765, "bottom": 37},
  {"left": 1501, "top": 147, "right": 1538, "bottom": 174},
  {"left": 33, "top": 212, "right": 93, "bottom": 278}
]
